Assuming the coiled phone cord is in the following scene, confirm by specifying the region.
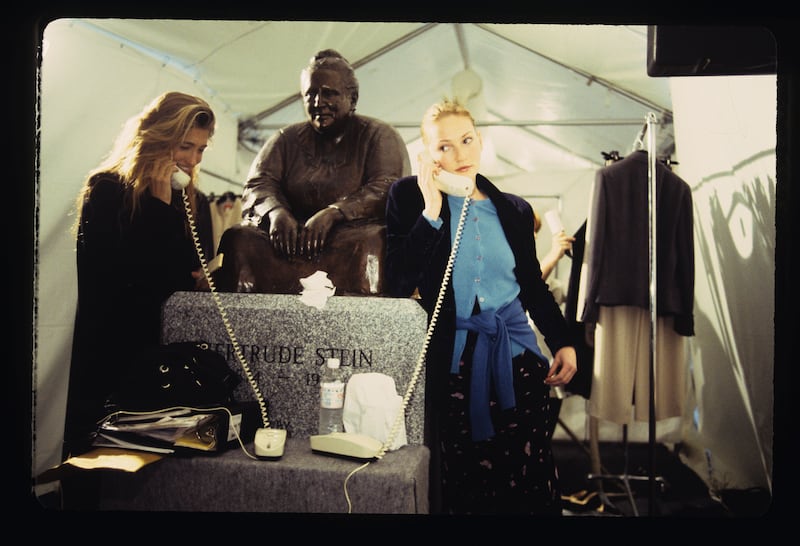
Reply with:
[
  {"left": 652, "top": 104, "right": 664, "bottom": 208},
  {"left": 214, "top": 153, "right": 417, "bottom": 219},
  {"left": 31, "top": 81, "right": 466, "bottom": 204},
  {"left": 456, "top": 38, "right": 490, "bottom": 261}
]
[
  {"left": 342, "top": 196, "right": 473, "bottom": 512},
  {"left": 182, "top": 190, "right": 271, "bottom": 430},
  {"left": 185, "top": 188, "right": 472, "bottom": 512},
  {"left": 374, "top": 195, "right": 472, "bottom": 460}
]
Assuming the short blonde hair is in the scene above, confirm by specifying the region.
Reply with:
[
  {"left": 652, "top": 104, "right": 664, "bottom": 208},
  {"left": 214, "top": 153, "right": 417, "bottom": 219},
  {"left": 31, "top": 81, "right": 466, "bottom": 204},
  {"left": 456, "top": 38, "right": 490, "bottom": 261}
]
[{"left": 420, "top": 99, "right": 476, "bottom": 144}]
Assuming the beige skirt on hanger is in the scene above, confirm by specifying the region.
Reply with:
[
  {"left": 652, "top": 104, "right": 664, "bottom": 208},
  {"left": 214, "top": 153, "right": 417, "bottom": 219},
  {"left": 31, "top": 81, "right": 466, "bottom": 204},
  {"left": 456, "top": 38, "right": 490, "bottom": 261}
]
[{"left": 588, "top": 305, "right": 688, "bottom": 425}]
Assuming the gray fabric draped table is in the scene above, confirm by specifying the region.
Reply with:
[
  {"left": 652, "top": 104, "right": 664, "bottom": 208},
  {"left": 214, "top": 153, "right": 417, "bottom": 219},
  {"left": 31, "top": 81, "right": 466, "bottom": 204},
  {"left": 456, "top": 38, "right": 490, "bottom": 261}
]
[
  {"left": 88, "top": 292, "right": 432, "bottom": 513},
  {"left": 92, "top": 438, "right": 429, "bottom": 513}
]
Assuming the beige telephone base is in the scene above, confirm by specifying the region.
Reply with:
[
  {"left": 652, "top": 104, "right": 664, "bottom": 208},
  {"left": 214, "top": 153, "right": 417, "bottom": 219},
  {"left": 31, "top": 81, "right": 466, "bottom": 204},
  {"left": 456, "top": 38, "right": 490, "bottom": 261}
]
[{"left": 310, "top": 432, "right": 383, "bottom": 460}]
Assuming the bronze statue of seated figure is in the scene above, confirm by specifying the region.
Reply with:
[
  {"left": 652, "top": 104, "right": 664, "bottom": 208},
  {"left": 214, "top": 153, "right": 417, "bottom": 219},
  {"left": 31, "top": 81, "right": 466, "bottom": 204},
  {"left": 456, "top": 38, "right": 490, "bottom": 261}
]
[
  {"left": 213, "top": 49, "right": 409, "bottom": 295},
  {"left": 214, "top": 221, "right": 387, "bottom": 295}
]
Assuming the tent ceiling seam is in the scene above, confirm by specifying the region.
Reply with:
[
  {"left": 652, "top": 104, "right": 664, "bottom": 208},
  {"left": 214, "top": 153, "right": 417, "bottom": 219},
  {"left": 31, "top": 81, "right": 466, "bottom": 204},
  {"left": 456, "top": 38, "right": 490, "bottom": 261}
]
[
  {"left": 474, "top": 23, "right": 672, "bottom": 117},
  {"left": 238, "top": 22, "right": 440, "bottom": 131},
  {"left": 454, "top": 23, "right": 471, "bottom": 70},
  {"left": 251, "top": 118, "right": 654, "bottom": 130}
]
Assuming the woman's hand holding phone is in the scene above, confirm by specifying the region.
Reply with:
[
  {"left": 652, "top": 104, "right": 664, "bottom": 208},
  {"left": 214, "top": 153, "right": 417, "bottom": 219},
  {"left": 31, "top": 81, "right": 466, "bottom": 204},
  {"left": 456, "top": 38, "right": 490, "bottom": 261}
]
[{"left": 418, "top": 151, "right": 443, "bottom": 221}]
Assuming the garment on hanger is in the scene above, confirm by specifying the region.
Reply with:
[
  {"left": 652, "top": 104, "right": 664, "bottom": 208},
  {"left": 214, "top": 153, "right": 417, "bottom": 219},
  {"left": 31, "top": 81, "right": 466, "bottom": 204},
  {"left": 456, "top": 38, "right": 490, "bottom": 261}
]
[
  {"left": 589, "top": 306, "right": 687, "bottom": 424},
  {"left": 577, "top": 150, "right": 694, "bottom": 424},
  {"left": 209, "top": 192, "right": 242, "bottom": 256},
  {"left": 561, "top": 221, "right": 593, "bottom": 399},
  {"left": 194, "top": 191, "right": 215, "bottom": 261}
]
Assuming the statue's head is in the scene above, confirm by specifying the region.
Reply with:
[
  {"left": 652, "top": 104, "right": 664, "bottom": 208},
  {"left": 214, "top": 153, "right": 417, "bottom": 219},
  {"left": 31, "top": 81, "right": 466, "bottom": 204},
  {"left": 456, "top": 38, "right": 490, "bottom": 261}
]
[{"left": 300, "top": 49, "right": 359, "bottom": 136}]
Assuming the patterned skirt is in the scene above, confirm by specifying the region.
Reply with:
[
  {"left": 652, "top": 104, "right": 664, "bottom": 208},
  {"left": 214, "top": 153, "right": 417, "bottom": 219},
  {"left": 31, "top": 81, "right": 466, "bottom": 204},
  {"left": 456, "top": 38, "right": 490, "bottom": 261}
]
[{"left": 438, "top": 335, "right": 562, "bottom": 515}]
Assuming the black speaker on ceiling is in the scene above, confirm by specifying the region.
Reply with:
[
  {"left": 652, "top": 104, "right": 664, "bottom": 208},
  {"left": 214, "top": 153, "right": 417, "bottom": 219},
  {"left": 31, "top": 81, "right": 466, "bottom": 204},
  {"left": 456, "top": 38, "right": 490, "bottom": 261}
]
[{"left": 647, "top": 26, "right": 777, "bottom": 77}]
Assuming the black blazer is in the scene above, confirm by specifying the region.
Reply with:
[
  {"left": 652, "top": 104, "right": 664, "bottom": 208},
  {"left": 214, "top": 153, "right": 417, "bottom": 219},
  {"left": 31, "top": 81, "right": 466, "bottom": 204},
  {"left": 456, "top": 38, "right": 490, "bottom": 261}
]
[
  {"left": 385, "top": 174, "right": 573, "bottom": 402},
  {"left": 65, "top": 174, "right": 207, "bottom": 455},
  {"left": 580, "top": 151, "right": 694, "bottom": 336}
]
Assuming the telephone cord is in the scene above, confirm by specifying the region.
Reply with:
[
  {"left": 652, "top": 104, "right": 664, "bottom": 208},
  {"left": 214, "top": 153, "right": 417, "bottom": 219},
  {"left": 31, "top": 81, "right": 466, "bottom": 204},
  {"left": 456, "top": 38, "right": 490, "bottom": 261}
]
[
  {"left": 375, "top": 196, "right": 472, "bottom": 459},
  {"left": 340, "top": 196, "right": 472, "bottom": 513},
  {"left": 182, "top": 191, "right": 271, "bottom": 430}
]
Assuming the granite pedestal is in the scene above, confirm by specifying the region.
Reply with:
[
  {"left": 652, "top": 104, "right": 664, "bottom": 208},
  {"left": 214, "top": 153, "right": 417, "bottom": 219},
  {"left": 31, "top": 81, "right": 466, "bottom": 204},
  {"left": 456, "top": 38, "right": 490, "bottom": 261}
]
[
  {"left": 161, "top": 292, "right": 429, "bottom": 443},
  {"left": 87, "top": 291, "right": 433, "bottom": 513}
]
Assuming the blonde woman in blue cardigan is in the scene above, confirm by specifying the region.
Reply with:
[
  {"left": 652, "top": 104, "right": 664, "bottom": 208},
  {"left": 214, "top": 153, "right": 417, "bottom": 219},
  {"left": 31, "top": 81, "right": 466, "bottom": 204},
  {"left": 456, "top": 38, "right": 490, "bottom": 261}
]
[{"left": 386, "top": 99, "right": 577, "bottom": 515}]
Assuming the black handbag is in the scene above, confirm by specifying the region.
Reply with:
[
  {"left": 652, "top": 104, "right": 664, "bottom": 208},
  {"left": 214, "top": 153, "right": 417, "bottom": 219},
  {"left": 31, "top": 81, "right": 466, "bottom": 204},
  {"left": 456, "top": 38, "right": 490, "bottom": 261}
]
[{"left": 104, "top": 341, "right": 240, "bottom": 413}]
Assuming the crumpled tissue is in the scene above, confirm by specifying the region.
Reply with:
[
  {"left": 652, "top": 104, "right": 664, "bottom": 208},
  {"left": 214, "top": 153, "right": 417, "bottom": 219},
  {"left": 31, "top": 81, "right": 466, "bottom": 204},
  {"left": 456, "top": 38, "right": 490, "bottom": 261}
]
[
  {"left": 298, "top": 270, "right": 336, "bottom": 309},
  {"left": 343, "top": 372, "right": 407, "bottom": 451}
]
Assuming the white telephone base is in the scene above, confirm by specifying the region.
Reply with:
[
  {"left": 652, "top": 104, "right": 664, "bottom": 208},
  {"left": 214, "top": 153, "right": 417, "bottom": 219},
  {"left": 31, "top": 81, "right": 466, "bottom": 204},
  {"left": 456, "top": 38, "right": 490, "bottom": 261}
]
[
  {"left": 310, "top": 432, "right": 383, "bottom": 460},
  {"left": 254, "top": 427, "right": 287, "bottom": 459}
]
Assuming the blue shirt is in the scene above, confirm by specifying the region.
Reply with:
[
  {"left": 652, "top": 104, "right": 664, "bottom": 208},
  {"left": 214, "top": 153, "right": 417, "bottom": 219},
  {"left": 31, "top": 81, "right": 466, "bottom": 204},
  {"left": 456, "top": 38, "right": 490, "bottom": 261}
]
[
  {"left": 426, "top": 195, "right": 545, "bottom": 440},
  {"left": 448, "top": 197, "right": 518, "bottom": 314}
]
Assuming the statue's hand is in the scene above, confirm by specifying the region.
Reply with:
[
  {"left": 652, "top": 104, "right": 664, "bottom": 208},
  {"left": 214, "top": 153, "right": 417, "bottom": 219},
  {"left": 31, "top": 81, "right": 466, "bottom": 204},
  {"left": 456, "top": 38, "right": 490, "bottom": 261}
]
[
  {"left": 268, "top": 207, "right": 300, "bottom": 257},
  {"left": 300, "top": 207, "right": 342, "bottom": 257}
]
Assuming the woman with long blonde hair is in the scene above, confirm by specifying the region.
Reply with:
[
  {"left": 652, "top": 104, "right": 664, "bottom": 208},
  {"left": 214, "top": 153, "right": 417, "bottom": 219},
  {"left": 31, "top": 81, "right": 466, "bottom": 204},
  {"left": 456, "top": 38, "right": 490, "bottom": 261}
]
[{"left": 64, "top": 92, "right": 216, "bottom": 461}]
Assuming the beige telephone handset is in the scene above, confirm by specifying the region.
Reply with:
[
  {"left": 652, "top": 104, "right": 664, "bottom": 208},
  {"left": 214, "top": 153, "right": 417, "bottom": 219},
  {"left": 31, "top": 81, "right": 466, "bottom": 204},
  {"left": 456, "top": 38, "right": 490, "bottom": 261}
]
[
  {"left": 421, "top": 150, "right": 475, "bottom": 197},
  {"left": 179, "top": 182, "right": 286, "bottom": 459}
]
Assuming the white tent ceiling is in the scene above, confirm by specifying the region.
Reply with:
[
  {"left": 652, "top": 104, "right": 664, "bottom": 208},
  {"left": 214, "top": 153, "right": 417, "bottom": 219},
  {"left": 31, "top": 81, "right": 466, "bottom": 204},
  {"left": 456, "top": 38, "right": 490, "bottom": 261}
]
[{"left": 72, "top": 20, "right": 675, "bottom": 190}]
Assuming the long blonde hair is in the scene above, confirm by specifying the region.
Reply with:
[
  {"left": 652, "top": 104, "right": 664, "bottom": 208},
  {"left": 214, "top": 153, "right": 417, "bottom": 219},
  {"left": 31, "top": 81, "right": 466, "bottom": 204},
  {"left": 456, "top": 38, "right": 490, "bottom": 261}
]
[{"left": 74, "top": 91, "right": 216, "bottom": 233}]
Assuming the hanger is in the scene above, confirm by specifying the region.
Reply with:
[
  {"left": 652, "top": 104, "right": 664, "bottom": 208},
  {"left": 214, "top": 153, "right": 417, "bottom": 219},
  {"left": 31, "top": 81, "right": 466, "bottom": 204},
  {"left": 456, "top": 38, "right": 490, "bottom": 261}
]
[
  {"left": 215, "top": 191, "right": 237, "bottom": 205},
  {"left": 631, "top": 122, "right": 648, "bottom": 152},
  {"left": 601, "top": 150, "right": 624, "bottom": 164}
]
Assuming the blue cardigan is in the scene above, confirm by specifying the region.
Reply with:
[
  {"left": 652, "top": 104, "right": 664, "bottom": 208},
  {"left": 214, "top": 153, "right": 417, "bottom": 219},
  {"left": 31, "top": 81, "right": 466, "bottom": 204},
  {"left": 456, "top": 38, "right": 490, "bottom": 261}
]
[{"left": 385, "top": 173, "right": 573, "bottom": 421}]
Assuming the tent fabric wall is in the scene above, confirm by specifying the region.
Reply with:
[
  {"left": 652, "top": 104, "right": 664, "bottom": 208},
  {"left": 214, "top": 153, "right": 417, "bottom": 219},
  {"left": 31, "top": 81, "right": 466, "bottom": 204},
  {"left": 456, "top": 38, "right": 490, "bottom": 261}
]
[
  {"left": 35, "top": 19, "right": 242, "bottom": 485},
  {"left": 669, "top": 75, "right": 776, "bottom": 493},
  {"left": 33, "top": 19, "right": 777, "bottom": 507}
]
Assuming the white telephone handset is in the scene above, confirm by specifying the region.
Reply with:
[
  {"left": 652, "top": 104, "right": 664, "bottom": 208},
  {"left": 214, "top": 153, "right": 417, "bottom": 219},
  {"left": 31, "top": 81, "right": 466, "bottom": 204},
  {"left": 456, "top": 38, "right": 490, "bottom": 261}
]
[
  {"left": 171, "top": 168, "right": 191, "bottom": 190},
  {"left": 434, "top": 169, "right": 475, "bottom": 197},
  {"left": 420, "top": 150, "right": 475, "bottom": 197}
]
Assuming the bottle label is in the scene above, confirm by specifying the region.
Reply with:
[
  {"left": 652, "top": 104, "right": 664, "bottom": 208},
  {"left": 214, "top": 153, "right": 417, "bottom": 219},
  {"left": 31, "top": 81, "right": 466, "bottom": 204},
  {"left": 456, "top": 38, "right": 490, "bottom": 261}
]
[{"left": 320, "top": 381, "right": 344, "bottom": 409}]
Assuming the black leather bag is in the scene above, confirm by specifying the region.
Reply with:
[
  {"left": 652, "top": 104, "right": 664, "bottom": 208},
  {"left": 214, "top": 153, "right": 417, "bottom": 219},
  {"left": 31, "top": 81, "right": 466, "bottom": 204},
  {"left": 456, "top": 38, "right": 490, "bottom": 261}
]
[{"left": 104, "top": 341, "right": 240, "bottom": 413}]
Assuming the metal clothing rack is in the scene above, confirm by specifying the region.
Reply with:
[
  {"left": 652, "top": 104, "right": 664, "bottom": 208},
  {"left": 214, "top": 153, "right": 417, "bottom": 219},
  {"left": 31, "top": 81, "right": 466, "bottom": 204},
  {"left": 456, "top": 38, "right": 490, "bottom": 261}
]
[
  {"left": 644, "top": 112, "right": 660, "bottom": 517},
  {"left": 586, "top": 419, "right": 666, "bottom": 516},
  {"left": 585, "top": 113, "right": 664, "bottom": 517}
]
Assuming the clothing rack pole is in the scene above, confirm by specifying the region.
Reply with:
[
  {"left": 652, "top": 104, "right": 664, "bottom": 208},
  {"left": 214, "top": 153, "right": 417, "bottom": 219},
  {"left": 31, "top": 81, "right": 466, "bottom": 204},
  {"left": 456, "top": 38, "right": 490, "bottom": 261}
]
[
  {"left": 583, "top": 145, "right": 669, "bottom": 516},
  {"left": 645, "top": 111, "right": 659, "bottom": 516}
]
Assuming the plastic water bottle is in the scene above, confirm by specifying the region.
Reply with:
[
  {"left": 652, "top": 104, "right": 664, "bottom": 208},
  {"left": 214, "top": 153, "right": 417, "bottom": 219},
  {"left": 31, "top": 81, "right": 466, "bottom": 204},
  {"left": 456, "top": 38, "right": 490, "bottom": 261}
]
[{"left": 318, "top": 358, "right": 345, "bottom": 434}]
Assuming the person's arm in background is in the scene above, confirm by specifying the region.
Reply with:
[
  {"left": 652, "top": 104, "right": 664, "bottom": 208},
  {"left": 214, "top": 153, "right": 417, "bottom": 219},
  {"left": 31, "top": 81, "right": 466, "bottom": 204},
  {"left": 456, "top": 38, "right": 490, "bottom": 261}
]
[{"left": 540, "top": 231, "right": 574, "bottom": 281}]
